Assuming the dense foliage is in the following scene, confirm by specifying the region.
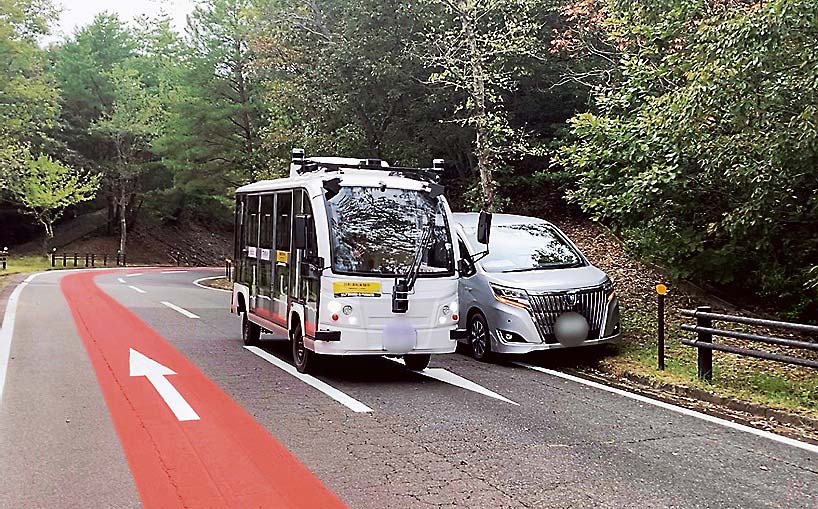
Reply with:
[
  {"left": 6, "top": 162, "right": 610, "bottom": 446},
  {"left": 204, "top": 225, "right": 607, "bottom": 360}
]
[
  {"left": 556, "top": 0, "right": 818, "bottom": 314},
  {"left": 0, "top": 0, "right": 815, "bottom": 315}
]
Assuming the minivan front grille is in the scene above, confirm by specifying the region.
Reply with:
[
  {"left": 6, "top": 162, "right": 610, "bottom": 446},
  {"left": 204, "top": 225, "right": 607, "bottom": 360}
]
[{"left": 527, "top": 286, "right": 608, "bottom": 343}]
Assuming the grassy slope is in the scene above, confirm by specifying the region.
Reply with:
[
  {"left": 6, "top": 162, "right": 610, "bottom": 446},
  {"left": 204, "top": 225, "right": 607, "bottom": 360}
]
[{"left": 555, "top": 217, "right": 818, "bottom": 421}]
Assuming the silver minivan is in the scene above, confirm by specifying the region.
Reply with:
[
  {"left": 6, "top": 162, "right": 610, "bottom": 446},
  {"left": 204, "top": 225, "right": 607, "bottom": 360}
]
[{"left": 453, "top": 213, "right": 621, "bottom": 360}]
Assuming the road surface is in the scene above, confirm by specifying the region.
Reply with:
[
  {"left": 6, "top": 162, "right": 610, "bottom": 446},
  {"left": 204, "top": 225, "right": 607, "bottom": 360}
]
[{"left": 0, "top": 268, "right": 815, "bottom": 508}]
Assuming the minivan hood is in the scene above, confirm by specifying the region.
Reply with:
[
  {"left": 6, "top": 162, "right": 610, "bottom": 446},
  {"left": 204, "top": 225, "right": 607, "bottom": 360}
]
[{"left": 483, "top": 265, "right": 608, "bottom": 293}]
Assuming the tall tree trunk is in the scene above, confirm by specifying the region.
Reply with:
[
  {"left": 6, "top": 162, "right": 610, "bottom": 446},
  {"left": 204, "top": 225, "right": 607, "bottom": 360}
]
[
  {"left": 459, "top": 1, "right": 495, "bottom": 211},
  {"left": 118, "top": 186, "right": 129, "bottom": 255},
  {"left": 41, "top": 219, "right": 54, "bottom": 255}
]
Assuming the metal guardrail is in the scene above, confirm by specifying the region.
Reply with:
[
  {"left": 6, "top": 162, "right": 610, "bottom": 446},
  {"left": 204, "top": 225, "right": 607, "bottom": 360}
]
[
  {"left": 50, "top": 251, "right": 127, "bottom": 268},
  {"left": 681, "top": 306, "right": 818, "bottom": 381}
]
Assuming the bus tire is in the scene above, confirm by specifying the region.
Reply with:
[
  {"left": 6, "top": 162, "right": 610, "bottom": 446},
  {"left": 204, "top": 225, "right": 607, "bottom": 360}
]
[
  {"left": 292, "top": 325, "right": 314, "bottom": 373},
  {"left": 404, "top": 353, "right": 431, "bottom": 371},
  {"left": 242, "top": 312, "right": 260, "bottom": 346},
  {"left": 468, "top": 312, "right": 492, "bottom": 362}
]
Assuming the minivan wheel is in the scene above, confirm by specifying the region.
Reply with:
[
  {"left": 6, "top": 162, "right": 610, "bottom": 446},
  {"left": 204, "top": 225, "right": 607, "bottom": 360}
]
[
  {"left": 242, "top": 312, "right": 261, "bottom": 346},
  {"left": 469, "top": 313, "right": 492, "bottom": 361},
  {"left": 404, "top": 354, "right": 431, "bottom": 371},
  {"left": 292, "top": 325, "right": 314, "bottom": 373}
]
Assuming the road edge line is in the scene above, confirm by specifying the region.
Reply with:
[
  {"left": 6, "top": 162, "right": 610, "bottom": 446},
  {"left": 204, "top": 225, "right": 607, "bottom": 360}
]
[
  {"left": 514, "top": 362, "right": 818, "bottom": 455},
  {"left": 193, "top": 276, "right": 231, "bottom": 293},
  {"left": 0, "top": 272, "right": 43, "bottom": 402}
]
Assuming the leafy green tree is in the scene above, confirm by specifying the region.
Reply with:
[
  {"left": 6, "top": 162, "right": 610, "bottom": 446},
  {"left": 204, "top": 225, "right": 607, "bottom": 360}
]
[
  {"left": 156, "top": 0, "right": 269, "bottom": 195},
  {"left": 6, "top": 154, "right": 100, "bottom": 251},
  {"left": 557, "top": 0, "right": 818, "bottom": 314},
  {"left": 90, "top": 66, "right": 166, "bottom": 253},
  {"left": 420, "top": 0, "right": 549, "bottom": 211}
]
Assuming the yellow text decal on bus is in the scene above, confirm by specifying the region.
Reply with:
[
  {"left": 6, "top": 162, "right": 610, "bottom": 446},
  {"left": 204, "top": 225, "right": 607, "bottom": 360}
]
[{"left": 333, "top": 281, "right": 382, "bottom": 297}]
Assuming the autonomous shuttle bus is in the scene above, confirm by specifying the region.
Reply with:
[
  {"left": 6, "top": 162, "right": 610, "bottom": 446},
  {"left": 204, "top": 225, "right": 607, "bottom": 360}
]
[{"left": 230, "top": 149, "right": 468, "bottom": 373}]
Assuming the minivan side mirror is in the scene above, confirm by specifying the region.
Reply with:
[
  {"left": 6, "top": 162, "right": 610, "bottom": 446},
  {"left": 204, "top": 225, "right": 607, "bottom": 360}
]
[
  {"left": 458, "top": 258, "right": 476, "bottom": 277},
  {"left": 293, "top": 214, "right": 308, "bottom": 250},
  {"left": 477, "top": 211, "right": 492, "bottom": 245}
]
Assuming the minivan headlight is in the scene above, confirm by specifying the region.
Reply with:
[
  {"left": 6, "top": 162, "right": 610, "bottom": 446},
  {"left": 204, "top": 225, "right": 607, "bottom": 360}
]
[{"left": 490, "top": 284, "right": 530, "bottom": 309}]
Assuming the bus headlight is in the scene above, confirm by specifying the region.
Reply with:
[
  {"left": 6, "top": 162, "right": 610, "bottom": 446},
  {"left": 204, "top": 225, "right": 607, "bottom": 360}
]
[{"left": 490, "top": 284, "right": 530, "bottom": 309}]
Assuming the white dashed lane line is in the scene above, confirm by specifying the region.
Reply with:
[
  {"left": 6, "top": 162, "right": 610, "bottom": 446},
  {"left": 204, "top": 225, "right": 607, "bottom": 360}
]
[
  {"left": 161, "top": 270, "right": 188, "bottom": 274},
  {"left": 126, "top": 273, "right": 144, "bottom": 278},
  {"left": 160, "top": 301, "right": 200, "bottom": 319},
  {"left": 128, "top": 285, "right": 147, "bottom": 294},
  {"left": 117, "top": 278, "right": 126, "bottom": 284},
  {"left": 244, "top": 346, "right": 373, "bottom": 413}
]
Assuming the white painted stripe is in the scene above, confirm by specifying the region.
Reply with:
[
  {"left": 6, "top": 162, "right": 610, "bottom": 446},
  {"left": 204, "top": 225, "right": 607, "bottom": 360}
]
[
  {"left": 389, "top": 358, "right": 519, "bottom": 405},
  {"left": 193, "top": 276, "right": 231, "bottom": 293},
  {"left": 160, "top": 301, "right": 199, "bottom": 319},
  {"left": 126, "top": 273, "right": 144, "bottom": 278},
  {"left": 0, "top": 273, "right": 41, "bottom": 402},
  {"left": 161, "top": 270, "right": 188, "bottom": 274},
  {"left": 515, "top": 362, "right": 818, "bottom": 455},
  {"left": 117, "top": 278, "right": 126, "bottom": 284},
  {"left": 128, "top": 285, "right": 146, "bottom": 294},
  {"left": 244, "top": 346, "right": 372, "bottom": 413}
]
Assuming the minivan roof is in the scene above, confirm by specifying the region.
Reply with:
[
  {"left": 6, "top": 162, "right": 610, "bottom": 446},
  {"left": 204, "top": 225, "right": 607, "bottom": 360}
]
[{"left": 452, "top": 212, "right": 550, "bottom": 228}]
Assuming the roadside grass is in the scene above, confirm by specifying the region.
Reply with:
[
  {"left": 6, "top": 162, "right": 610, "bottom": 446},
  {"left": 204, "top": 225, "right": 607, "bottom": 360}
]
[
  {"left": 607, "top": 304, "right": 818, "bottom": 419},
  {"left": 0, "top": 255, "right": 74, "bottom": 293}
]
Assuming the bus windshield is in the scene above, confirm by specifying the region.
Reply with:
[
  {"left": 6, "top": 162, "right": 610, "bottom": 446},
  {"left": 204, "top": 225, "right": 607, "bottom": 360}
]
[{"left": 327, "top": 186, "right": 454, "bottom": 277}]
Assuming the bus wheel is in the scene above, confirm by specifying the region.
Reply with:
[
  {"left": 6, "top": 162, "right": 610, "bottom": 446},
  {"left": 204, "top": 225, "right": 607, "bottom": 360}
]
[
  {"left": 292, "top": 325, "right": 314, "bottom": 373},
  {"left": 404, "top": 354, "right": 431, "bottom": 371},
  {"left": 242, "top": 312, "right": 260, "bottom": 346}
]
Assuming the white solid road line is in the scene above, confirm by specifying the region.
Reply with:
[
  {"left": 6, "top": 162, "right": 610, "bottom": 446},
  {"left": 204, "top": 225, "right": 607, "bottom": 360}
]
[
  {"left": 389, "top": 358, "right": 519, "bottom": 405},
  {"left": 244, "top": 346, "right": 373, "bottom": 413},
  {"left": 117, "top": 278, "right": 126, "bottom": 284},
  {"left": 515, "top": 362, "right": 818, "bottom": 456},
  {"left": 128, "top": 285, "right": 147, "bottom": 294},
  {"left": 130, "top": 348, "right": 200, "bottom": 421},
  {"left": 0, "top": 273, "right": 42, "bottom": 402},
  {"left": 193, "top": 276, "right": 231, "bottom": 293},
  {"left": 160, "top": 301, "right": 200, "bottom": 319}
]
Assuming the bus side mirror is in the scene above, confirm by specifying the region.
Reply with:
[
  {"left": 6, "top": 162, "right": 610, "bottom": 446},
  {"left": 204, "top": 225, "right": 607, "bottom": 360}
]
[
  {"left": 477, "top": 211, "right": 492, "bottom": 245},
  {"left": 293, "top": 215, "right": 308, "bottom": 250}
]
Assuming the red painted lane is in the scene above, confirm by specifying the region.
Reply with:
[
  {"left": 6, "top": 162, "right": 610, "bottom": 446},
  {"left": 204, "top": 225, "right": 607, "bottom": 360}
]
[{"left": 61, "top": 271, "right": 348, "bottom": 509}]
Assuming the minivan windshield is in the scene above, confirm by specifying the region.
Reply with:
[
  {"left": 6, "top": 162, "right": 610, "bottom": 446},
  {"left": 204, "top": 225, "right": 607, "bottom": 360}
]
[
  {"left": 465, "top": 223, "right": 584, "bottom": 273},
  {"left": 327, "top": 186, "right": 454, "bottom": 276}
]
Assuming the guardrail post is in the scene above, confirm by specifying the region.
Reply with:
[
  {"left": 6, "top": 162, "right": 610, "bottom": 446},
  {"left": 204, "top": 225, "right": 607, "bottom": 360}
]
[
  {"left": 103, "top": 254, "right": 108, "bottom": 266},
  {"left": 91, "top": 253, "right": 95, "bottom": 267},
  {"left": 122, "top": 252, "right": 127, "bottom": 267},
  {"left": 62, "top": 253, "right": 67, "bottom": 267},
  {"left": 696, "top": 305, "right": 713, "bottom": 381},
  {"left": 84, "top": 253, "right": 89, "bottom": 268},
  {"left": 74, "top": 253, "right": 78, "bottom": 267},
  {"left": 1, "top": 247, "right": 7, "bottom": 270},
  {"left": 51, "top": 250, "right": 56, "bottom": 267}
]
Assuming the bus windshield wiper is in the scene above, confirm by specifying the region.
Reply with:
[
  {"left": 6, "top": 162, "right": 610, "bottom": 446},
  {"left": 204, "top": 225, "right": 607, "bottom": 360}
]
[{"left": 392, "top": 216, "right": 434, "bottom": 313}]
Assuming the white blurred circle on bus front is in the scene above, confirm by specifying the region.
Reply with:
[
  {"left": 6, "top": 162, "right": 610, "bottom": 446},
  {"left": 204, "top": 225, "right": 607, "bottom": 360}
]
[
  {"left": 554, "top": 312, "right": 589, "bottom": 346},
  {"left": 383, "top": 319, "right": 417, "bottom": 354}
]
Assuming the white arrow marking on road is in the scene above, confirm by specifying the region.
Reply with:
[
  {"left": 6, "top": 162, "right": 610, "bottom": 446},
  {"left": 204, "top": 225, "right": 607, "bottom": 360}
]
[
  {"left": 129, "top": 348, "right": 200, "bottom": 421},
  {"left": 388, "top": 358, "right": 519, "bottom": 405}
]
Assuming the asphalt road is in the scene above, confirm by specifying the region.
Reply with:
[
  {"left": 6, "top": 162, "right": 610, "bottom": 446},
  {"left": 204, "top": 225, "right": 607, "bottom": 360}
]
[{"left": 0, "top": 268, "right": 816, "bottom": 508}]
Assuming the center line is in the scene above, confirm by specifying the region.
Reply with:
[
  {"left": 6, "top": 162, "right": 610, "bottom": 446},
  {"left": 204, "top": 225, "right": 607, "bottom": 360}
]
[
  {"left": 128, "top": 285, "right": 146, "bottom": 294},
  {"left": 160, "top": 301, "right": 199, "bottom": 319},
  {"left": 245, "top": 346, "right": 372, "bottom": 413}
]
